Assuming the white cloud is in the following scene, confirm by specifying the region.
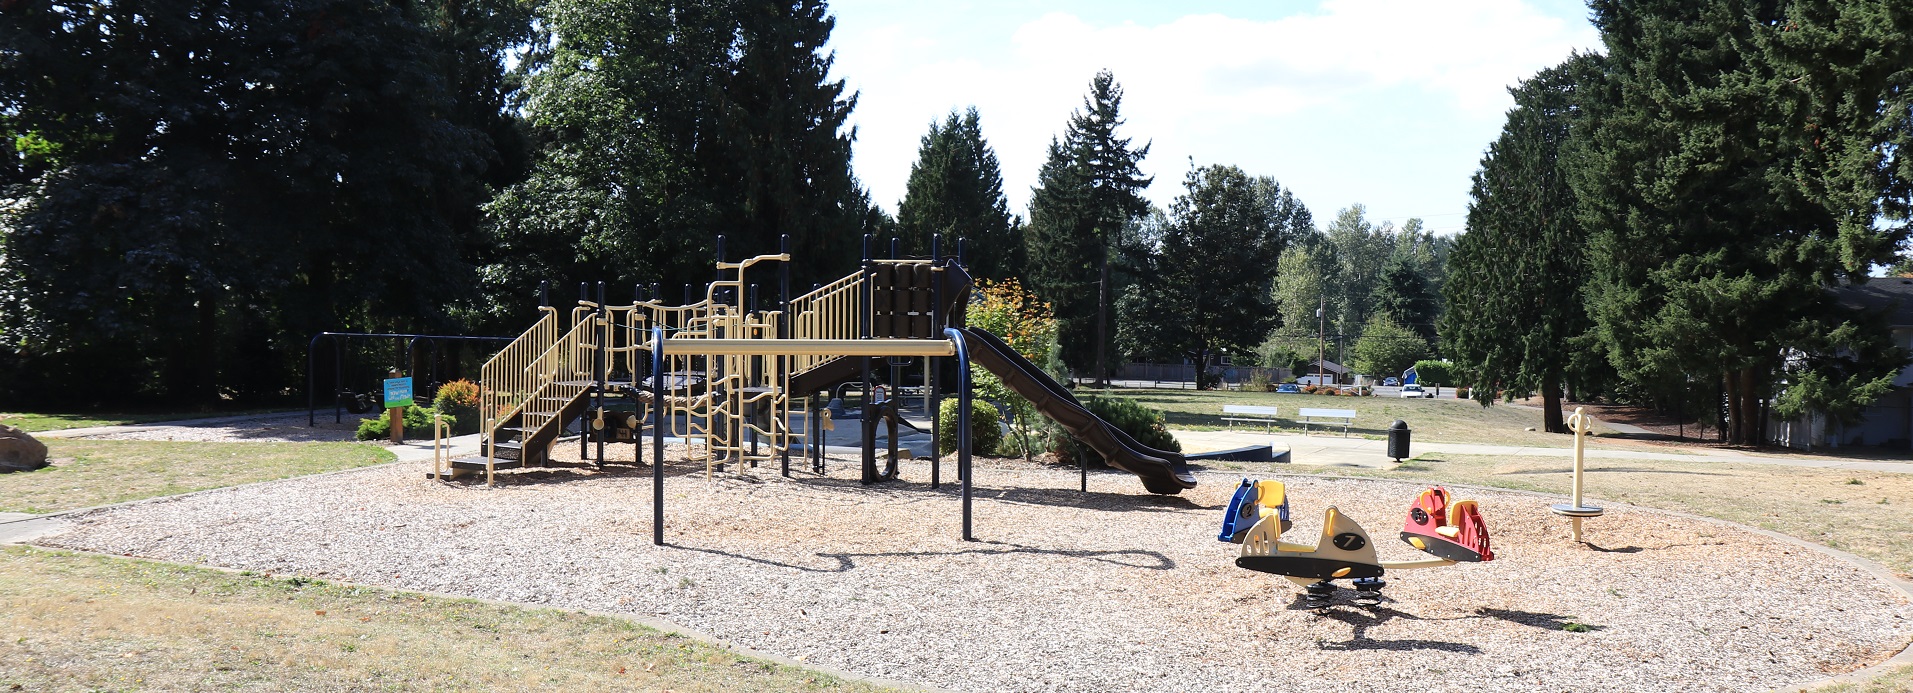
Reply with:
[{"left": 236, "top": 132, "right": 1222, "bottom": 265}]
[{"left": 831, "top": 1, "right": 1601, "bottom": 231}]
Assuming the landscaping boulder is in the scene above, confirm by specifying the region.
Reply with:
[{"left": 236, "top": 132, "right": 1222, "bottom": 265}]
[{"left": 0, "top": 425, "right": 49, "bottom": 473}]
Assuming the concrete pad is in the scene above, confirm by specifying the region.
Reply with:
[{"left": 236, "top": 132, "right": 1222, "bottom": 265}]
[{"left": 0, "top": 517, "right": 68, "bottom": 544}]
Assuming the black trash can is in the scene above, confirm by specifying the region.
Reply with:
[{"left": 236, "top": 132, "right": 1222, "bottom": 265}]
[{"left": 1386, "top": 419, "right": 1411, "bottom": 462}]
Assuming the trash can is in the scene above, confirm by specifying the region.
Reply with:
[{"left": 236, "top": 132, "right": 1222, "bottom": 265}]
[{"left": 1386, "top": 419, "right": 1411, "bottom": 462}]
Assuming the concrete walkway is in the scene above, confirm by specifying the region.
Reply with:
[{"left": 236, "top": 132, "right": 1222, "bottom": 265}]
[{"left": 1172, "top": 429, "right": 1913, "bottom": 474}]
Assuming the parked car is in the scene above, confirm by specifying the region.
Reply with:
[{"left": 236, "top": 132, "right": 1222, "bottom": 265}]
[
  {"left": 1382, "top": 377, "right": 1401, "bottom": 387},
  {"left": 1275, "top": 383, "right": 1301, "bottom": 394},
  {"left": 1399, "top": 383, "right": 1433, "bottom": 398}
]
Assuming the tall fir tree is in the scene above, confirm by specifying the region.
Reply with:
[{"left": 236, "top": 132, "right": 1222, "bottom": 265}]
[
  {"left": 1024, "top": 70, "right": 1151, "bottom": 381},
  {"left": 0, "top": 0, "right": 519, "bottom": 403},
  {"left": 896, "top": 108, "right": 1021, "bottom": 278},
  {"left": 1442, "top": 54, "right": 1603, "bottom": 433},
  {"left": 482, "top": 0, "right": 870, "bottom": 322},
  {"left": 1574, "top": 0, "right": 1911, "bottom": 444}
]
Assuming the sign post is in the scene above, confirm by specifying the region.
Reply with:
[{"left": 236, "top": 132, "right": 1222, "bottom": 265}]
[{"left": 383, "top": 376, "right": 414, "bottom": 443}]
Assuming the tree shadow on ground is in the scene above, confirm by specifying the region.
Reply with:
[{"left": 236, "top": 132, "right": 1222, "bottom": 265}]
[
  {"left": 668, "top": 539, "right": 1176, "bottom": 574},
  {"left": 1475, "top": 607, "right": 1604, "bottom": 632},
  {"left": 1305, "top": 600, "right": 1485, "bottom": 653}
]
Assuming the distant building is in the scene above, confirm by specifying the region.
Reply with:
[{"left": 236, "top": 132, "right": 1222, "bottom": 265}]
[
  {"left": 1769, "top": 277, "right": 1913, "bottom": 450},
  {"left": 1299, "top": 359, "right": 1353, "bottom": 384}
]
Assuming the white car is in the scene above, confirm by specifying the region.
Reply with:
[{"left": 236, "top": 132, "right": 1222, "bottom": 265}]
[{"left": 1399, "top": 383, "right": 1433, "bottom": 398}]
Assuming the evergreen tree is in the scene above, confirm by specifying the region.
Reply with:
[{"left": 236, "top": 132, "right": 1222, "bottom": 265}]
[
  {"left": 1118, "top": 165, "right": 1306, "bottom": 377},
  {"left": 1369, "top": 252, "right": 1438, "bottom": 344},
  {"left": 482, "top": 0, "right": 869, "bottom": 320},
  {"left": 1574, "top": 0, "right": 1911, "bottom": 444},
  {"left": 1442, "top": 54, "right": 1602, "bottom": 433},
  {"left": 896, "top": 108, "right": 1021, "bottom": 277},
  {"left": 0, "top": 0, "right": 519, "bottom": 403},
  {"left": 1025, "top": 70, "right": 1151, "bottom": 382}
]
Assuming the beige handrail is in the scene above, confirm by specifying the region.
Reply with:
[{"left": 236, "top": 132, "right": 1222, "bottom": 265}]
[{"left": 787, "top": 271, "right": 866, "bottom": 376}]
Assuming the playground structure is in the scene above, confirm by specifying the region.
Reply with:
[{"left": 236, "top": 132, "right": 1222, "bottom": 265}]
[
  {"left": 1549, "top": 406, "right": 1606, "bottom": 541},
  {"left": 442, "top": 235, "right": 1199, "bottom": 541},
  {"left": 1220, "top": 478, "right": 1494, "bottom": 608}
]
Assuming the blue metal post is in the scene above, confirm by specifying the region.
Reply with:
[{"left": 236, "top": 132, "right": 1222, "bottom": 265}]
[
  {"left": 947, "top": 327, "right": 974, "bottom": 541},
  {"left": 652, "top": 326, "right": 666, "bottom": 545}
]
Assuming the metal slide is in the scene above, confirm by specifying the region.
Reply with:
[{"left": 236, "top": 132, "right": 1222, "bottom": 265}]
[{"left": 957, "top": 327, "right": 1197, "bottom": 495}]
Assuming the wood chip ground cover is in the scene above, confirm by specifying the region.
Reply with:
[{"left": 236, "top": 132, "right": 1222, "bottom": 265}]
[{"left": 32, "top": 449, "right": 1913, "bottom": 693}]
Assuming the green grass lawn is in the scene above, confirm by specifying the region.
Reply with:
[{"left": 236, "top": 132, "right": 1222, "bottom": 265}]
[
  {"left": 0, "top": 440, "right": 394, "bottom": 514},
  {"left": 0, "top": 546, "right": 881, "bottom": 692},
  {"left": 1087, "top": 387, "right": 1611, "bottom": 447},
  {"left": 1256, "top": 452, "right": 1913, "bottom": 579},
  {"left": 1, "top": 407, "right": 296, "bottom": 433}
]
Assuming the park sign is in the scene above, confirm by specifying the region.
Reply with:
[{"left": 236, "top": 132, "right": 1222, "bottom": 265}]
[{"left": 383, "top": 377, "right": 414, "bottom": 409}]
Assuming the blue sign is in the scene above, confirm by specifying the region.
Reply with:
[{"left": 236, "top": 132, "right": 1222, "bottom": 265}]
[
  {"left": 383, "top": 377, "right": 414, "bottom": 408},
  {"left": 1402, "top": 367, "right": 1418, "bottom": 385}
]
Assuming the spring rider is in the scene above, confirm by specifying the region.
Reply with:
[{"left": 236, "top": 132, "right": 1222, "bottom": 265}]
[{"left": 1220, "top": 479, "right": 1495, "bottom": 608}]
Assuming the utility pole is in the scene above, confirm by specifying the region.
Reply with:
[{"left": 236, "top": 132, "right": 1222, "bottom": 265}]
[
  {"left": 1316, "top": 297, "right": 1326, "bottom": 385},
  {"left": 1095, "top": 228, "right": 1110, "bottom": 390}
]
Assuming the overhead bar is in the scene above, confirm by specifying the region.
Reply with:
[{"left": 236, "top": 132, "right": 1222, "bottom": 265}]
[{"left": 656, "top": 338, "right": 956, "bottom": 357}]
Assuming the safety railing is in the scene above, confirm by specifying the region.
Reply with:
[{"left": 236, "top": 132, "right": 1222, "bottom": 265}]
[
  {"left": 787, "top": 271, "right": 865, "bottom": 376},
  {"left": 479, "top": 309, "right": 560, "bottom": 435}
]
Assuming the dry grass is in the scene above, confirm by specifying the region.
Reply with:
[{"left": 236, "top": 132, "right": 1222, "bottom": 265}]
[
  {"left": 1815, "top": 664, "right": 1913, "bottom": 692},
  {"left": 0, "top": 546, "right": 882, "bottom": 692},
  {"left": 1274, "top": 453, "right": 1913, "bottom": 579},
  {"left": 0, "top": 440, "right": 394, "bottom": 514},
  {"left": 0, "top": 408, "right": 293, "bottom": 433},
  {"left": 1092, "top": 387, "right": 1619, "bottom": 447}
]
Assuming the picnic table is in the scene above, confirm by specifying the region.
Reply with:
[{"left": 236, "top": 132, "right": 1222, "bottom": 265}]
[
  {"left": 1221, "top": 405, "right": 1280, "bottom": 430},
  {"left": 1298, "top": 407, "right": 1357, "bottom": 437}
]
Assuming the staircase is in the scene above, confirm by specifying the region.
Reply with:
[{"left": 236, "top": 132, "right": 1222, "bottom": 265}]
[{"left": 453, "top": 311, "right": 602, "bottom": 480}]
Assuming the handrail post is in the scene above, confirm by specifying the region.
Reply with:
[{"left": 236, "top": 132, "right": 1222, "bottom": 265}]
[{"left": 946, "top": 327, "right": 974, "bottom": 541}]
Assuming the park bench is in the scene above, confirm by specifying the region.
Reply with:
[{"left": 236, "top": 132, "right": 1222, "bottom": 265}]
[
  {"left": 1221, "top": 405, "right": 1282, "bottom": 430},
  {"left": 1298, "top": 408, "right": 1357, "bottom": 437}
]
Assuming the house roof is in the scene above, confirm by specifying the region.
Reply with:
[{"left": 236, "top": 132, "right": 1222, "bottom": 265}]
[
  {"left": 1302, "top": 359, "right": 1351, "bottom": 375},
  {"left": 1834, "top": 277, "right": 1913, "bottom": 327}
]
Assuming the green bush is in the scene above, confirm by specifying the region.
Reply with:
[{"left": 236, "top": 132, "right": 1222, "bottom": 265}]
[
  {"left": 355, "top": 405, "right": 454, "bottom": 441},
  {"left": 1052, "top": 396, "right": 1180, "bottom": 468},
  {"left": 433, "top": 379, "right": 482, "bottom": 435},
  {"left": 937, "top": 398, "right": 1003, "bottom": 456},
  {"left": 1412, "top": 359, "right": 1455, "bottom": 387}
]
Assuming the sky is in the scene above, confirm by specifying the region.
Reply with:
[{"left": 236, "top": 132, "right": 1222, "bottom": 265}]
[{"left": 825, "top": 0, "right": 1604, "bottom": 235}]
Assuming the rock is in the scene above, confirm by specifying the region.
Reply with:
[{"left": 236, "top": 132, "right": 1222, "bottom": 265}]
[{"left": 0, "top": 425, "right": 49, "bottom": 472}]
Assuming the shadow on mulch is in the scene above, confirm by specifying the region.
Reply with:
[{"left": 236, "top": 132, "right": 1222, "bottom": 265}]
[
  {"left": 1475, "top": 607, "right": 1605, "bottom": 632},
  {"left": 666, "top": 539, "right": 1177, "bottom": 574},
  {"left": 1310, "top": 604, "right": 1486, "bottom": 653}
]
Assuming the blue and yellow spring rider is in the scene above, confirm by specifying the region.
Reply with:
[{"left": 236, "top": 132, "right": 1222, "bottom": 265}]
[{"left": 1219, "top": 479, "right": 1496, "bottom": 608}]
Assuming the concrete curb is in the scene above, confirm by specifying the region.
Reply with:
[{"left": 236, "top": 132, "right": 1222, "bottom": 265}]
[
  {"left": 1265, "top": 470, "right": 1913, "bottom": 693},
  {"left": 9, "top": 545, "right": 943, "bottom": 693}
]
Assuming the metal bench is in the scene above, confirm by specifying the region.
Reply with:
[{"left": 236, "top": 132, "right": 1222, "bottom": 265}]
[
  {"left": 1298, "top": 407, "right": 1357, "bottom": 437},
  {"left": 1221, "top": 405, "right": 1281, "bottom": 430}
]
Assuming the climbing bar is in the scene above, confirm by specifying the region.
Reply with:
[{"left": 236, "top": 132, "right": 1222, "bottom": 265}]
[{"left": 656, "top": 338, "right": 956, "bottom": 357}]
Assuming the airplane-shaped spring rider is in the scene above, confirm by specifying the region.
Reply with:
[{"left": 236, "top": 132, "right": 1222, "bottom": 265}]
[{"left": 1218, "top": 479, "right": 1495, "bottom": 608}]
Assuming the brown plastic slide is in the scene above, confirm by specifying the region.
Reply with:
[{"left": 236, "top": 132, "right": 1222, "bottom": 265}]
[{"left": 957, "top": 327, "right": 1197, "bottom": 495}]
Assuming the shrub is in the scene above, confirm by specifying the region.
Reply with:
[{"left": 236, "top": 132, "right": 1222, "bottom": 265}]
[
  {"left": 356, "top": 405, "right": 453, "bottom": 441},
  {"left": 1051, "top": 396, "right": 1180, "bottom": 468},
  {"left": 433, "top": 379, "right": 482, "bottom": 435},
  {"left": 1456, "top": 386, "right": 1472, "bottom": 399},
  {"left": 1247, "top": 370, "right": 1275, "bottom": 392},
  {"left": 937, "top": 398, "right": 1003, "bottom": 457}
]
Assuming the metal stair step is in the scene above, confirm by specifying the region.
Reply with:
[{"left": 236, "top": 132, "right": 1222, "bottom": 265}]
[{"left": 449, "top": 456, "right": 525, "bottom": 471}]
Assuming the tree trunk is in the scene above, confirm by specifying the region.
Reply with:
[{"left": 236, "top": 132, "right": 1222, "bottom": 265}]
[
  {"left": 1723, "top": 372, "right": 1741, "bottom": 445},
  {"left": 1542, "top": 373, "right": 1567, "bottom": 434},
  {"left": 1738, "top": 367, "right": 1760, "bottom": 447}
]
